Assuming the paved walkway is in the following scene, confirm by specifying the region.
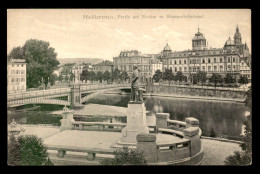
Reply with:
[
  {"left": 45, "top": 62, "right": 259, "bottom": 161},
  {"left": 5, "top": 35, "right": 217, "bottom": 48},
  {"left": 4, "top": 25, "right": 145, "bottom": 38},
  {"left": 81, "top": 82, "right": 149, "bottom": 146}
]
[{"left": 18, "top": 125, "right": 242, "bottom": 165}]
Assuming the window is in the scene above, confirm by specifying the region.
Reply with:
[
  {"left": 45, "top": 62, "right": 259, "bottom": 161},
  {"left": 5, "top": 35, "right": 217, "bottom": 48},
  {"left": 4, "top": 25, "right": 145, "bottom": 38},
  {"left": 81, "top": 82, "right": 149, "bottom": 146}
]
[
  {"left": 202, "top": 66, "right": 205, "bottom": 71},
  {"left": 228, "top": 57, "right": 231, "bottom": 63},
  {"left": 21, "top": 70, "right": 25, "bottom": 74},
  {"left": 12, "top": 65, "right": 14, "bottom": 67},
  {"left": 214, "top": 58, "right": 217, "bottom": 63},
  {"left": 233, "top": 57, "right": 236, "bottom": 62},
  {"left": 17, "top": 65, "right": 20, "bottom": 67},
  {"left": 175, "top": 60, "right": 176, "bottom": 64},
  {"left": 175, "top": 67, "right": 177, "bottom": 72},
  {"left": 16, "top": 70, "right": 20, "bottom": 74},
  {"left": 184, "top": 67, "right": 187, "bottom": 72},
  {"left": 220, "top": 65, "right": 223, "bottom": 71},
  {"left": 233, "top": 65, "right": 236, "bottom": 69},
  {"left": 208, "top": 66, "right": 211, "bottom": 71},
  {"left": 11, "top": 78, "right": 15, "bottom": 82},
  {"left": 11, "top": 70, "right": 15, "bottom": 74},
  {"left": 214, "top": 66, "right": 217, "bottom": 71},
  {"left": 220, "top": 58, "right": 223, "bottom": 63},
  {"left": 208, "top": 58, "right": 211, "bottom": 63},
  {"left": 202, "top": 59, "right": 205, "bottom": 63},
  {"left": 179, "top": 67, "right": 182, "bottom": 71},
  {"left": 22, "top": 65, "right": 24, "bottom": 67},
  {"left": 184, "top": 60, "right": 186, "bottom": 64},
  {"left": 170, "top": 60, "right": 172, "bottom": 64},
  {"left": 179, "top": 60, "right": 181, "bottom": 64},
  {"left": 228, "top": 65, "right": 231, "bottom": 69}
]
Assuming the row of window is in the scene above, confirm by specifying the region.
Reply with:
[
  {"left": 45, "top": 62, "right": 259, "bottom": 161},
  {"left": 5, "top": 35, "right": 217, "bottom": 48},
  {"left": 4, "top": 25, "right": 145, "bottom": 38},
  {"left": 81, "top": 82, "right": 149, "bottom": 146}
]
[
  {"left": 10, "top": 70, "right": 25, "bottom": 74},
  {"left": 11, "top": 64, "right": 24, "bottom": 67},
  {"left": 11, "top": 78, "right": 26, "bottom": 82},
  {"left": 167, "top": 65, "right": 239, "bottom": 72},
  {"left": 167, "top": 56, "right": 237, "bottom": 65},
  {"left": 10, "top": 85, "right": 25, "bottom": 91}
]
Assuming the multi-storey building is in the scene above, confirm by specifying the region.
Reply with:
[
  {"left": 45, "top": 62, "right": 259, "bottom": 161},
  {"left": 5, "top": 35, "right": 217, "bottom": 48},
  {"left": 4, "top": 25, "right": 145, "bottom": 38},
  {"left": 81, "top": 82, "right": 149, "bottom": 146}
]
[
  {"left": 92, "top": 60, "right": 113, "bottom": 73},
  {"left": 151, "top": 58, "right": 163, "bottom": 76},
  {"left": 113, "top": 50, "right": 153, "bottom": 82},
  {"left": 71, "top": 64, "right": 85, "bottom": 84},
  {"left": 160, "top": 26, "right": 250, "bottom": 80},
  {"left": 240, "top": 60, "right": 251, "bottom": 80},
  {"left": 7, "top": 58, "right": 26, "bottom": 93}
]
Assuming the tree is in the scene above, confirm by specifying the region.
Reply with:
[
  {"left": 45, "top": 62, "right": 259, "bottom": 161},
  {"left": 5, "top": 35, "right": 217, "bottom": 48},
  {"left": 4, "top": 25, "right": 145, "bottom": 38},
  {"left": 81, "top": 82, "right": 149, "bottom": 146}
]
[
  {"left": 175, "top": 71, "right": 184, "bottom": 85},
  {"left": 96, "top": 71, "right": 103, "bottom": 83},
  {"left": 58, "top": 74, "right": 63, "bottom": 82},
  {"left": 224, "top": 87, "right": 252, "bottom": 165},
  {"left": 197, "top": 71, "right": 207, "bottom": 87},
  {"left": 8, "top": 135, "right": 53, "bottom": 166},
  {"left": 152, "top": 70, "right": 162, "bottom": 83},
  {"left": 80, "top": 69, "right": 89, "bottom": 82},
  {"left": 112, "top": 68, "right": 121, "bottom": 83},
  {"left": 103, "top": 71, "right": 111, "bottom": 83},
  {"left": 99, "top": 146, "right": 147, "bottom": 165},
  {"left": 69, "top": 72, "right": 75, "bottom": 83},
  {"left": 64, "top": 75, "right": 69, "bottom": 82},
  {"left": 88, "top": 71, "right": 96, "bottom": 83},
  {"left": 8, "top": 40, "right": 60, "bottom": 88},
  {"left": 49, "top": 74, "right": 58, "bottom": 86},
  {"left": 22, "top": 39, "right": 60, "bottom": 88},
  {"left": 8, "top": 134, "right": 21, "bottom": 166},
  {"left": 163, "top": 69, "right": 174, "bottom": 85},
  {"left": 7, "top": 46, "right": 25, "bottom": 61},
  {"left": 120, "top": 71, "right": 129, "bottom": 83},
  {"left": 224, "top": 73, "right": 235, "bottom": 84},
  {"left": 209, "top": 73, "right": 222, "bottom": 88},
  {"left": 238, "top": 75, "right": 249, "bottom": 87}
]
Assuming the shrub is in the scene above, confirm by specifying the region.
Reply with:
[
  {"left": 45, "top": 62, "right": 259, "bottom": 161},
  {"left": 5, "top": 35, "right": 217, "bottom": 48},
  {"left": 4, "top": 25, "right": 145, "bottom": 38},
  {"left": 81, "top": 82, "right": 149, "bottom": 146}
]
[
  {"left": 8, "top": 135, "right": 53, "bottom": 166},
  {"left": 209, "top": 128, "right": 217, "bottom": 137},
  {"left": 99, "top": 146, "right": 147, "bottom": 165}
]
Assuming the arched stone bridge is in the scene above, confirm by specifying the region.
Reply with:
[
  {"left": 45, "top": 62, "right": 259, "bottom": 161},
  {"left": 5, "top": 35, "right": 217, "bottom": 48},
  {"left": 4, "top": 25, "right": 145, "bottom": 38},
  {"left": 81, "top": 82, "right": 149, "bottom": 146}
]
[{"left": 7, "top": 83, "right": 146, "bottom": 108}]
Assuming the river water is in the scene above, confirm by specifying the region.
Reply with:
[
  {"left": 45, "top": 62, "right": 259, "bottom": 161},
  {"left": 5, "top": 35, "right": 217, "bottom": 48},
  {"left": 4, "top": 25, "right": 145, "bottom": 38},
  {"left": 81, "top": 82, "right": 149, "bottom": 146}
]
[
  {"left": 8, "top": 93, "right": 247, "bottom": 138},
  {"left": 85, "top": 94, "right": 247, "bottom": 138}
]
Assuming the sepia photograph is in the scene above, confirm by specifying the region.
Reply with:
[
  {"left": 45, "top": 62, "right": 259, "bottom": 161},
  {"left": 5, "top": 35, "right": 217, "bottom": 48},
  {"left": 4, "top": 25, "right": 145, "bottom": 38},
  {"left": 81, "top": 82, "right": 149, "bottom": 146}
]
[{"left": 7, "top": 9, "right": 252, "bottom": 166}]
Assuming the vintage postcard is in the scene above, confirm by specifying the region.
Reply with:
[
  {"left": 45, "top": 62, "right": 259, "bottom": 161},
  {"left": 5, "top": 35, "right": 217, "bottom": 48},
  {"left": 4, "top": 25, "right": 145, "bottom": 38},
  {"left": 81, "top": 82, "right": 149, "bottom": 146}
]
[{"left": 7, "top": 9, "right": 251, "bottom": 166}]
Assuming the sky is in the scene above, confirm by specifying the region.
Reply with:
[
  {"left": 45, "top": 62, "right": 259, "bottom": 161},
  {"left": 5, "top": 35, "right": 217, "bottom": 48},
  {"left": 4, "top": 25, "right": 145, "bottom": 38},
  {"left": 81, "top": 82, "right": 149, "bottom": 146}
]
[{"left": 7, "top": 9, "right": 251, "bottom": 61}]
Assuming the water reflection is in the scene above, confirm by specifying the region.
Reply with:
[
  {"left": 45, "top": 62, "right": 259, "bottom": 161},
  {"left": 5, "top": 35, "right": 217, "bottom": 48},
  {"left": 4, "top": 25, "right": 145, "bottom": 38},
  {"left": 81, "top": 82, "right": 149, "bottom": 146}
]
[{"left": 86, "top": 94, "right": 246, "bottom": 137}]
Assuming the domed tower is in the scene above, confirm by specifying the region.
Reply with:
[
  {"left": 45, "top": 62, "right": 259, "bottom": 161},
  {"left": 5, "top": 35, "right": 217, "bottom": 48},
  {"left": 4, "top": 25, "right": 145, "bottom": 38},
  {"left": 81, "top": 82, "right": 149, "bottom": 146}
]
[
  {"left": 192, "top": 28, "right": 207, "bottom": 51},
  {"left": 224, "top": 37, "right": 236, "bottom": 53},
  {"left": 234, "top": 25, "right": 242, "bottom": 45},
  {"left": 162, "top": 43, "right": 172, "bottom": 57}
]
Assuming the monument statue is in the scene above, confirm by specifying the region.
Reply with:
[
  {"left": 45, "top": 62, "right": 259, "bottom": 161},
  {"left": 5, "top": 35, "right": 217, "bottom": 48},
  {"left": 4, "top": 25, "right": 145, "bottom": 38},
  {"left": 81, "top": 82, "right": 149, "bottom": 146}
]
[{"left": 130, "top": 66, "right": 142, "bottom": 102}]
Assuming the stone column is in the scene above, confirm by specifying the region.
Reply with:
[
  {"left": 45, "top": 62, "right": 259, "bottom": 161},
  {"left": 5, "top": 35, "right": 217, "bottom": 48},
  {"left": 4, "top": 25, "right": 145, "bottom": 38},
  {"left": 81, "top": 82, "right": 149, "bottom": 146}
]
[
  {"left": 156, "top": 113, "right": 170, "bottom": 131},
  {"left": 136, "top": 133, "right": 157, "bottom": 163},
  {"left": 121, "top": 101, "right": 149, "bottom": 143}
]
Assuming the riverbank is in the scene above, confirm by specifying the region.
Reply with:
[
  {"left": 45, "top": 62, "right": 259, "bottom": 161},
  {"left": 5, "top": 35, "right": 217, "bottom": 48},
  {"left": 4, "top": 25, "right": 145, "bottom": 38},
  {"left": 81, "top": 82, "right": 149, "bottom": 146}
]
[{"left": 105, "top": 91, "right": 245, "bottom": 103}]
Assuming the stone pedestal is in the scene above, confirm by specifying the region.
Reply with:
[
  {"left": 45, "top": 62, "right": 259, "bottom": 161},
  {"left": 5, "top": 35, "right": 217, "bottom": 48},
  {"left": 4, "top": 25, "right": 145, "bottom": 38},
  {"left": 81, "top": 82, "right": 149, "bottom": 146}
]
[
  {"left": 60, "top": 111, "right": 75, "bottom": 131},
  {"left": 120, "top": 101, "right": 149, "bottom": 143},
  {"left": 137, "top": 133, "right": 157, "bottom": 163},
  {"left": 156, "top": 113, "right": 170, "bottom": 131},
  {"left": 70, "top": 86, "right": 82, "bottom": 108}
]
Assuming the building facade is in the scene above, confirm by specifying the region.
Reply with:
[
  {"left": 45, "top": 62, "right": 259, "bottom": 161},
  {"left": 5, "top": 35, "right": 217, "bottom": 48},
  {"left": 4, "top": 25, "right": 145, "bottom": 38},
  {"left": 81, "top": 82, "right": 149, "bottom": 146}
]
[
  {"left": 92, "top": 60, "right": 113, "bottom": 73},
  {"left": 113, "top": 50, "right": 153, "bottom": 82},
  {"left": 7, "top": 59, "right": 26, "bottom": 93},
  {"left": 160, "top": 26, "right": 250, "bottom": 80},
  {"left": 71, "top": 64, "right": 85, "bottom": 84},
  {"left": 240, "top": 60, "right": 251, "bottom": 80}
]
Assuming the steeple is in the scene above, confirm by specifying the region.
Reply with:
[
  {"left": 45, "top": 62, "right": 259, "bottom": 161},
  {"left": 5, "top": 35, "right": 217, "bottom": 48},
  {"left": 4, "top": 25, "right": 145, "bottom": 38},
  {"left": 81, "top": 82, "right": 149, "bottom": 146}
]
[{"left": 234, "top": 25, "right": 242, "bottom": 45}]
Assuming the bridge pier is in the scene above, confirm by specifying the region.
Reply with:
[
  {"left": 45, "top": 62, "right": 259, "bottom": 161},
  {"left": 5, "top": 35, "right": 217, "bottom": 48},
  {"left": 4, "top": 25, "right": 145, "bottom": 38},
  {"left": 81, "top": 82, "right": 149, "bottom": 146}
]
[{"left": 70, "top": 86, "right": 83, "bottom": 109}]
